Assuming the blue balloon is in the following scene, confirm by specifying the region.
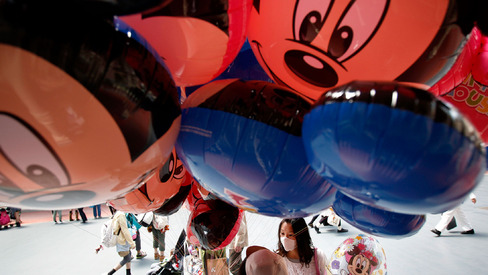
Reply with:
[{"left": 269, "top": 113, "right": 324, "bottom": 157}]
[
  {"left": 176, "top": 79, "right": 336, "bottom": 217},
  {"left": 333, "top": 191, "right": 426, "bottom": 238},
  {"left": 302, "top": 81, "right": 486, "bottom": 215}
]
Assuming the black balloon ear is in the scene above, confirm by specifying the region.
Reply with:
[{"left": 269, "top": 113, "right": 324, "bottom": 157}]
[
  {"left": 457, "top": 0, "right": 488, "bottom": 36},
  {"left": 253, "top": 0, "right": 260, "bottom": 13}
]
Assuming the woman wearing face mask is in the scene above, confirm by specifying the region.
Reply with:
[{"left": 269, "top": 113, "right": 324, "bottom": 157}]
[{"left": 277, "top": 218, "right": 329, "bottom": 275}]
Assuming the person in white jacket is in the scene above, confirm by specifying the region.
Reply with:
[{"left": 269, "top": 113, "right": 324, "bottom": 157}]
[
  {"left": 431, "top": 193, "right": 477, "bottom": 236},
  {"left": 151, "top": 213, "right": 169, "bottom": 262}
]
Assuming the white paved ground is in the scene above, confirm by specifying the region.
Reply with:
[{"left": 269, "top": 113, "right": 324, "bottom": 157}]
[{"left": 1, "top": 175, "right": 487, "bottom": 274}]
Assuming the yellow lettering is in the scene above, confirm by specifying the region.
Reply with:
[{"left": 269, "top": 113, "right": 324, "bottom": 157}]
[{"left": 466, "top": 90, "right": 483, "bottom": 107}]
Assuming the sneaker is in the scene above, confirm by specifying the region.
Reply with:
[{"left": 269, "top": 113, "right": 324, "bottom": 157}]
[
  {"left": 461, "top": 229, "right": 475, "bottom": 235},
  {"left": 136, "top": 251, "right": 147, "bottom": 259},
  {"left": 431, "top": 229, "right": 441, "bottom": 237}
]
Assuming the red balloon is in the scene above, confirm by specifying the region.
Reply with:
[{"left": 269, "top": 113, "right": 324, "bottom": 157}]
[
  {"left": 120, "top": 0, "right": 252, "bottom": 87},
  {"left": 187, "top": 196, "right": 243, "bottom": 251},
  {"left": 430, "top": 27, "right": 488, "bottom": 143}
]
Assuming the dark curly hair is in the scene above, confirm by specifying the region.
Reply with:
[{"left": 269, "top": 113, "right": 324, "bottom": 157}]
[{"left": 276, "top": 218, "right": 314, "bottom": 267}]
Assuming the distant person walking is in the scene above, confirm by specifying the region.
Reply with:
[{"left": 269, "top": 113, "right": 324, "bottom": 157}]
[
  {"left": 52, "top": 210, "right": 62, "bottom": 224},
  {"left": 431, "top": 193, "right": 477, "bottom": 236}
]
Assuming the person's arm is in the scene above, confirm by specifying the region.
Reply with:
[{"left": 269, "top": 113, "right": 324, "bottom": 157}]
[{"left": 118, "top": 214, "right": 136, "bottom": 248}]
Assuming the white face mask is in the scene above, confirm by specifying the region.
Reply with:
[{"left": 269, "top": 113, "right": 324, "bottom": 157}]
[{"left": 280, "top": 237, "right": 297, "bottom": 252}]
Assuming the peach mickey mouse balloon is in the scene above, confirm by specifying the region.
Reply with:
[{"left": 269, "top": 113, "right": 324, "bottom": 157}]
[{"left": 0, "top": 3, "right": 180, "bottom": 210}]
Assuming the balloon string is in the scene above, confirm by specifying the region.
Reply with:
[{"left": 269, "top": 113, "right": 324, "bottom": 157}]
[
  {"left": 293, "top": 226, "right": 308, "bottom": 237},
  {"left": 180, "top": 86, "right": 187, "bottom": 104}
]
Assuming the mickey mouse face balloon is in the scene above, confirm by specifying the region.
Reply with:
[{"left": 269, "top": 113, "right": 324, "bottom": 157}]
[
  {"left": 108, "top": 148, "right": 190, "bottom": 214},
  {"left": 248, "top": 0, "right": 465, "bottom": 100},
  {"left": 0, "top": 3, "right": 181, "bottom": 209}
]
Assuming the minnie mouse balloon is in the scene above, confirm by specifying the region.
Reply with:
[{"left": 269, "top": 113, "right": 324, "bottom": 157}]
[
  {"left": 120, "top": 0, "right": 253, "bottom": 87},
  {"left": 329, "top": 234, "right": 387, "bottom": 275},
  {"left": 176, "top": 79, "right": 337, "bottom": 217},
  {"left": 247, "top": 0, "right": 478, "bottom": 100},
  {"left": 0, "top": 3, "right": 181, "bottom": 209},
  {"left": 302, "top": 81, "right": 486, "bottom": 214}
]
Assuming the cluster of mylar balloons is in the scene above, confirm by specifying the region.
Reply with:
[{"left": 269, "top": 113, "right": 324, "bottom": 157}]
[{"left": 1, "top": 0, "right": 488, "bottom": 249}]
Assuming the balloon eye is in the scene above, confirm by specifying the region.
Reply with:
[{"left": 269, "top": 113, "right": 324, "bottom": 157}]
[
  {"left": 294, "top": 0, "right": 331, "bottom": 43},
  {"left": 299, "top": 11, "right": 324, "bottom": 43},
  {"left": 0, "top": 113, "right": 70, "bottom": 189},
  {"left": 173, "top": 165, "right": 184, "bottom": 179},
  {"left": 329, "top": 0, "right": 389, "bottom": 62},
  {"left": 328, "top": 25, "right": 353, "bottom": 58},
  {"left": 26, "top": 165, "right": 61, "bottom": 187},
  {"left": 159, "top": 153, "right": 175, "bottom": 182},
  {"left": 356, "top": 258, "right": 361, "bottom": 267}
]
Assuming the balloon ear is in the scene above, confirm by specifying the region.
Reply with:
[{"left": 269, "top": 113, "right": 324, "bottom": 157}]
[
  {"left": 176, "top": 79, "right": 337, "bottom": 217},
  {"left": 120, "top": 0, "right": 253, "bottom": 87},
  {"left": 332, "top": 191, "right": 426, "bottom": 238},
  {"left": 303, "top": 81, "right": 486, "bottom": 215},
  {"left": 252, "top": 0, "right": 261, "bottom": 13}
]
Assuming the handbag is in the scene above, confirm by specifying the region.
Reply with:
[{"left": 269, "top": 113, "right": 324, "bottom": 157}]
[
  {"left": 128, "top": 225, "right": 138, "bottom": 240},
  {"left": 126, "top": 213, "right": 138, "bottom": 240}
]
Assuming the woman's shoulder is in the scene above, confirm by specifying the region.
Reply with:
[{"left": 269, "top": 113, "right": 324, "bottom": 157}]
[{"left": 113, "top": 211, "right": 126, "bottom": 221}]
